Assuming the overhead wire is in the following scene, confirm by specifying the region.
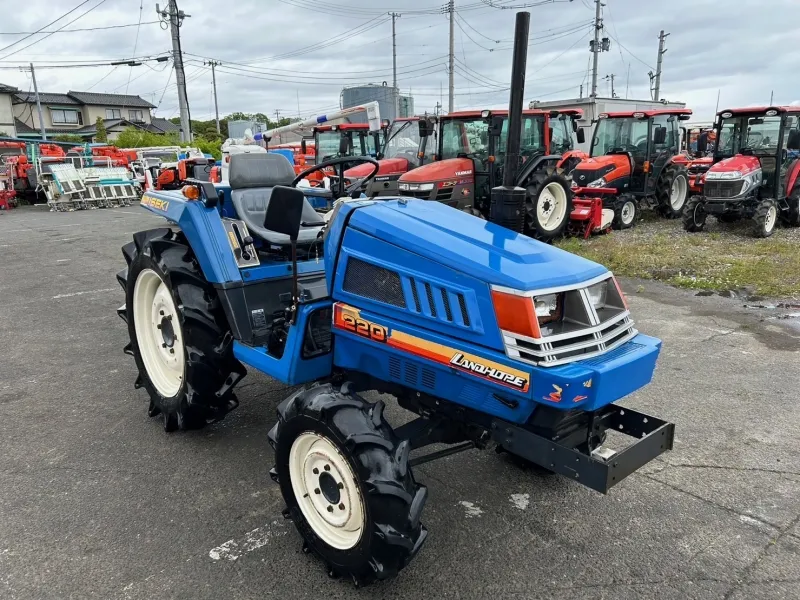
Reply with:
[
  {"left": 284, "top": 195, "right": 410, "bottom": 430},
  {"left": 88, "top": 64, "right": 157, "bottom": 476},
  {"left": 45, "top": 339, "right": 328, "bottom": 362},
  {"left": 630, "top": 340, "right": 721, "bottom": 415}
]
[
  {"left": 0, "top": 0, "right": 94, "bottom": 54},
  {"left": 0, "top": 21, "right": 160, "bottom": 35}
]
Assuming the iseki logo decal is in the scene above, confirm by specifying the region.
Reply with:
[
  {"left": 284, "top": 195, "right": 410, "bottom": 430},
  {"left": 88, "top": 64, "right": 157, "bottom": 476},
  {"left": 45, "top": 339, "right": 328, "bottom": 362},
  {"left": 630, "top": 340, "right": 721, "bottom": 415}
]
[
  {"left": 141, "top": 196, "right": 169, "bottom": 211},
  {"left": 449, "top": 353, "right": 527, "bottom": 390}
]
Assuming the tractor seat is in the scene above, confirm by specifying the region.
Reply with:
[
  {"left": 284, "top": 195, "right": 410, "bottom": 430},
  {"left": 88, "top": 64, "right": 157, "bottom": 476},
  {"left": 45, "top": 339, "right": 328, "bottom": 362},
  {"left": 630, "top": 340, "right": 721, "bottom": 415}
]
[{"left": 228, "top": 153, "right": 323, "bottom": 246}]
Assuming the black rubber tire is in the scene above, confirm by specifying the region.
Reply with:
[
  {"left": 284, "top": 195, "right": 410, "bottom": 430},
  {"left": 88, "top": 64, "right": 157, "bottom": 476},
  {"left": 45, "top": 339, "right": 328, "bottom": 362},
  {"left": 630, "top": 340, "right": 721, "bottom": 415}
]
[
  {"left": 752, "top": 197, "right": 778, "bottom": 238},
  {"left": 525, "top": 170, "right": 574, "bottom": 241},
  {"left": 717, "top": 213, "right": 740, "bottom": 223},
  {"left": 612, "top": 194, "right": 637, "bottom": 230},
  {"left": 682, "top": 195, "right": 707, "bottom": 233},
  {"left": 268, "top": 383, "right": 427, "bottom": 586},
  {"left": 655, "top": 163, "right": 690, "bottom": 218},
  {"left": 461, "top": 206, "right": 485, "bottom": 219},
  {"left": 117, "top": 228, "right": 245, "bottom": 431},
  {"left": 783, "top": 188, "right": 800, "bottom": 227}
]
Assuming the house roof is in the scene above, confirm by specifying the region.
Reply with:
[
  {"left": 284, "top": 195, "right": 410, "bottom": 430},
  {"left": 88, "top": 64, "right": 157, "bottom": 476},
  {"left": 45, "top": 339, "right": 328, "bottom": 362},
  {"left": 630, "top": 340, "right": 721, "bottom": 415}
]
[
  {"left": 14, "top": 117, "right": 139, "bottom": 138},
  {"left": 14, "top": 92, "right": 80, "bottom": 105},
  {"left": 67, "top": 91, "right": 155, "bottom": 108},
  {"left": 150, "top": 117, "right": 179, "bottom": 133},
  {"left": 0, "top": 83, "right": 18, "bottom": 94}
]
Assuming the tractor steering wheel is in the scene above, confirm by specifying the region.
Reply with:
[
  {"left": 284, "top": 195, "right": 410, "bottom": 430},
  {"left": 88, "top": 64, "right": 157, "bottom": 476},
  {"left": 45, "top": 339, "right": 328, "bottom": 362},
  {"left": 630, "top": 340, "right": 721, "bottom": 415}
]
[{"left": 291, "top": 156, "right": 380, "bottom": 199}]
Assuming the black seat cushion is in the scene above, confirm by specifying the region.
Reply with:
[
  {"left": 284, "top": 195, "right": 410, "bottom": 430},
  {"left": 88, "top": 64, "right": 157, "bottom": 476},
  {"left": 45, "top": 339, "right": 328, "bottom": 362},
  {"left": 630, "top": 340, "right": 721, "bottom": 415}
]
[{"left": 228, "top": 153, "right": 322, "bottom": 246}]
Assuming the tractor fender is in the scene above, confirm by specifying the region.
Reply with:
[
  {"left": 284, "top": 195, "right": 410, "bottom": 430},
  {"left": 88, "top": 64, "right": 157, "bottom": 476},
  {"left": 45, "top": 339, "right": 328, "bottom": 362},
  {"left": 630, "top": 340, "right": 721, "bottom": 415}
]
[
  {"left": 139, "top": 190, "right": 243, "bottom": 285},
  {"left": 515, "top": 154, "right": 561, "bottom": 187},
  {"left": 556, "top": 149, "right": 588, "bottom": 173}
]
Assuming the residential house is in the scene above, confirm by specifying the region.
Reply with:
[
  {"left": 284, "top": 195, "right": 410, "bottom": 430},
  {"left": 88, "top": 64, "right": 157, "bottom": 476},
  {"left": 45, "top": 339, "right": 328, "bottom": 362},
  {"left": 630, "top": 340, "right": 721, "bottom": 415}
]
[
  {"left": 0, "top": 83, "right": 17, "bottom": 137},
  {"left": 10, "top": 90, "right": 175, "bottom": 141}
]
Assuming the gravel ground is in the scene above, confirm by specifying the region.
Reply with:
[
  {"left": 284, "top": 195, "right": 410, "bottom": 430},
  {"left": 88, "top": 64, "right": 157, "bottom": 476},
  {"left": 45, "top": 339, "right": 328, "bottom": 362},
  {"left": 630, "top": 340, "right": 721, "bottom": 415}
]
[{"left": 1, "top": 205, "right": 799, "bottom": 600}]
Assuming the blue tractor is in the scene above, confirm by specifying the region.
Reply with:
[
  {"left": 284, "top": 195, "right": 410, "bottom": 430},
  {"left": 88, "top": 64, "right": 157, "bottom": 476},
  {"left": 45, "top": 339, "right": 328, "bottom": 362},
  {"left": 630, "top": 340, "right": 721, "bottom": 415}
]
[{"left": 116, "top": 12, "right": 673, "bottom": 587}]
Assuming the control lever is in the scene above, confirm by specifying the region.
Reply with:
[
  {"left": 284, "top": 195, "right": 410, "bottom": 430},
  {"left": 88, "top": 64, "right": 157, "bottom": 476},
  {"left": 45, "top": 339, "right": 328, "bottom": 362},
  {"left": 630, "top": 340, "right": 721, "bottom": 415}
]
[{"left": 231, "top": 222, "right": 253, "bottom": 261}]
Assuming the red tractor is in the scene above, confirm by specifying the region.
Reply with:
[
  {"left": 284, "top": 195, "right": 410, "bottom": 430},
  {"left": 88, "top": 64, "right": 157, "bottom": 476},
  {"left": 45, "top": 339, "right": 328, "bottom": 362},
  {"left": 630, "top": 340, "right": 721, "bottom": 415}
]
[
  {"left": 570, "top": 109, "right": 693, "bottom": 230},
  {"left": 683, "top": 106, "right": 800, "bottom": 237},
  {"left": 396, "top": 108, "right": 587, "bottom": 240},
  {"left": 155, "top": 156, "right": 216, "bottom": 190},
  {"left": 344, "top": 116, "right": 436, "bottom": 197}
]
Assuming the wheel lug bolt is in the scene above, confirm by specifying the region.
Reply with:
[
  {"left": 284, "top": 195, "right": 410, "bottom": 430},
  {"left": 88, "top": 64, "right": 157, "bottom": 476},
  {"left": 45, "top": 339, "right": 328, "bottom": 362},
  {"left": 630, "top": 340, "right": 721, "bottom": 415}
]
[
  {"left": 162, "top": 343, "right": 167, "bottom": 348},
  {"left": 337, "top": 482, "right": 343, "bottom": 489},
  {"left": 338, "top": 503, "right": 345, "bottom": 511},
  {"left": 326, "top": 506, "right": 333, "bottom": 513},
  {"left": 167, "top": 315, "right": 172, "bottom": 321},
  {"left": 323, "top": 465, "right": 330, "bottom": 472},
  {"left": 169, "top": 349, "right": 174, "bottom": 354},
  {"left": 313, "top": 468, "right": 319, "bottom": 475},
  {"left": 156, "top": 324, "right": 161, "bottom": 329},
  {"left": 160, "top": 310, "right": 164, "bottom": 316},
  {"left": 314, "top": 488, "right": 320, "bottom": 494}
]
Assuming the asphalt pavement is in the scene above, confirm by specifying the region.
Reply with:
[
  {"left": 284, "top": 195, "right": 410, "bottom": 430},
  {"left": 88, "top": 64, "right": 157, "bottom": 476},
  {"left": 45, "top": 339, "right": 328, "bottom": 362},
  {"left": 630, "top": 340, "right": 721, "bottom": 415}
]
[{"left": 1, "top": 204, "right": 799, "bottom": 600}]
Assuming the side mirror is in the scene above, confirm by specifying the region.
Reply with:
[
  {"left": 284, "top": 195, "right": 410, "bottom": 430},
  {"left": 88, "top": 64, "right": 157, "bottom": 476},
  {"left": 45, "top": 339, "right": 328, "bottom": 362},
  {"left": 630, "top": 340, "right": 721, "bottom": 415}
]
[
  {"left": 418, "top": 119, "right": 432, "bottom": 138},
  {"left": 300, "top": 139, "right": 307, "bottom": 154},
  {"left": 576, "top": 128, "right": 586, "bottom": 144},
  {"left": 548, "top": 127, "right": 554, "bottom": 143},
  {"left": 572, "top": 120, "right": 579, "bottom": 133},
  {"left": 653, "top": 126, "right": 667, "bottom": 145},
  {"left": 264, "top": 186, "right": 305, "bottom": 242},
  {"left": 490, "top": 115, "right": 504, "bottom": 137},
  {"left": 339, "top": 135, "right": 349, "bottom": 155}
]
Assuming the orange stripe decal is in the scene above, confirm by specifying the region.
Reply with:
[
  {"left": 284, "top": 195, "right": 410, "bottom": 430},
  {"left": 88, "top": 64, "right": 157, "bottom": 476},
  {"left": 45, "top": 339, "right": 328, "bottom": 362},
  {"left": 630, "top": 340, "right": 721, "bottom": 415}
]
[{"left": 333, "top": 303, "right": 530, "bottom": 393}]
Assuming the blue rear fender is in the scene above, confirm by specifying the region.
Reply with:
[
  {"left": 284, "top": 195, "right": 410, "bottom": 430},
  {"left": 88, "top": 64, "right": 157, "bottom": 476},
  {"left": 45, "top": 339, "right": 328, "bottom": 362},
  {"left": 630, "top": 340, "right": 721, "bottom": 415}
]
[{"left": 140, "top": 189, "right": 242, "bottom": 285}]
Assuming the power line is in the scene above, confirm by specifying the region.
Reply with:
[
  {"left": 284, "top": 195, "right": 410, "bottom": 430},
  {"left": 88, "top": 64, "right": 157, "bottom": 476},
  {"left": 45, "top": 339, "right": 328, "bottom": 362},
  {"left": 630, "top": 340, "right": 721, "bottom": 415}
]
[
  {"left": 456, "top": 12, "right": 501, "bottom": 43},
  {"left": 0, "top": 0, "right": 110, "bottom": 62},
  {"left": 123, "top": 1, "right": 145, "bottom": 100},
  {"left": 0, "top": 21, "right": 160, "bottom": 35},
  {"left": 454, "top": 14, "right": 496, "bottom": 52},
  {"left": 0, "top": 0, "right": 94, "bottom": 54},
  {"left": 605, "top": 32, "right": 655, "bottom": 71}
]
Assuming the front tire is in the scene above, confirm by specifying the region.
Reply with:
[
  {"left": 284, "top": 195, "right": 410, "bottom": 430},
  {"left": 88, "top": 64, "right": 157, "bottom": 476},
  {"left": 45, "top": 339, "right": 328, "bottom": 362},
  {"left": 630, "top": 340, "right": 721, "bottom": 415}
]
[
  {"left": 525, "top": 171, "right": 573, "bottom": 241},
  {"left": 682, "top": 195, "right": 707, "bottom": 232},
  {"left": 268, "top": 384, "right": 427, "bottom": 585},
  {"left": 783, "top": 188, "right": 800, "bottom": 227},
  {"left": 118, "top": 229, "right": 245, "bottom": 431},
  {"left": 656, "top": 164, "right": 690, "bottom": 218},
  {"left": 612, "top": 194, "right": 637, "bottom": 230},
  {"left": 752, "top": 198, "right": 778, "bottom": 238}
]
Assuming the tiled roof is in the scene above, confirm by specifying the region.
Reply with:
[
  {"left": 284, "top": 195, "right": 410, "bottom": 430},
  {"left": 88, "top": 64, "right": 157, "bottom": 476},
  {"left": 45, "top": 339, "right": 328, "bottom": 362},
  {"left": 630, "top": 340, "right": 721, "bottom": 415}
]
[
  {"left": 150, "top": 117, "right": 179, "bottom": 133},
  {"left": 0, "top": 82, "right": 18, "bottom": 93},
  {"left": 67, "top": 91, "right": 155, "bottom": 108},
  {"left": 14, "top": 92, "right": 80, "bottom": 105}
]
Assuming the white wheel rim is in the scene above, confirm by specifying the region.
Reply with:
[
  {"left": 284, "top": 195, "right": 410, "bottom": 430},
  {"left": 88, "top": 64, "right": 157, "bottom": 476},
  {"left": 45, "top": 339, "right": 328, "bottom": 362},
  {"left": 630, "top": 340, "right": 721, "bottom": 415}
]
[
  {"left": 289, "top": 432, "right": 365, "bottom": 550},
  {"left": 670, "top": 175, "right": 687, "bottom": 209},
  {"left": 537, "top": 182, "right": 568, "bottom": 232},
  {"left": 765, "top": 205, "right": 777, "bottom": 232},
  {"left": 621, "top": 201, "right": 635, "bottom": 225},
  {"left": 133, "top": 268, "right": 184, "bottom": 397}
]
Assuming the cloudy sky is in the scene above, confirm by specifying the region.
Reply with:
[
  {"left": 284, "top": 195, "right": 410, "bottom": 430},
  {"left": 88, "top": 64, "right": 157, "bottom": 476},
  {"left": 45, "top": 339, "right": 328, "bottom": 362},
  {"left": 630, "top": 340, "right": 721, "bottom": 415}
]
[{"left": 0, "top": 0, "right": 797, "bottom": 124}]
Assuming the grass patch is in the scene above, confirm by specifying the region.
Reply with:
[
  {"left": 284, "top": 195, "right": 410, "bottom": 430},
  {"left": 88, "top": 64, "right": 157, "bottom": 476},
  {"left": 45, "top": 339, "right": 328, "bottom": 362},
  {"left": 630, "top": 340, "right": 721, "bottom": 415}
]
[{"left": 556, "top": 218, "right": 800, "bottom": 299}]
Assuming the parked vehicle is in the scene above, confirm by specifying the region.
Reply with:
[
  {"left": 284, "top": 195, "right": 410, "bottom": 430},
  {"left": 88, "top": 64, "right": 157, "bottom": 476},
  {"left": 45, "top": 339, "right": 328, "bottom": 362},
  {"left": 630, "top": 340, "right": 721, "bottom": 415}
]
[
  {"left": 683, "top": 106, "right": 800, "bottom": 237},
  {"left": 571, "top": 109, "right": 693, "bottom": 230}
]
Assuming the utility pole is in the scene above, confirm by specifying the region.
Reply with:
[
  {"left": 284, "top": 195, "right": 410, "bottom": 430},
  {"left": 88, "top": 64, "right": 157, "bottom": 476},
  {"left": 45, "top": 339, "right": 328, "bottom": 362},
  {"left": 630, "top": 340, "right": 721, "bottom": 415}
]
[
  {"left": 205, "top": 60, "right": 221, "bottom": 134},
  {"left": 158, "top": 1, "right": 192, "bottom": 141},
  {"left": 579, "top": 83, "right": 583, "bottom": 99},
  {"left": 275, "top": 110, "right": 281, "bottom": 127},
  {"left": 390, "top": 12, "right": 400, "bottom": 119},
  {"left": 769, "top": 90, "right": 774, "bottom": 105},
  {"left": 590, "top": 0, "right": 602, "bottom": 97},
  {"left": 653, "top": 30, "right": 669, "bottom": 101},
  {"left": 448, "top": 0, "right": 455, "bottom": 113},
  {"left": 625, "top": 64, "right": 630, "bottom": 99},
  {"left": 29, "top": 63, "right": 46, "bottom": 141}
]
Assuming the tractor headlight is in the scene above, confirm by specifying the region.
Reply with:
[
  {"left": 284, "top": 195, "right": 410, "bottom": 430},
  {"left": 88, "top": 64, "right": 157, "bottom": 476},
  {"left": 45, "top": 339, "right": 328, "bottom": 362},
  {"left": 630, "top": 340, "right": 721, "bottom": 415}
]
[
  {"left": 398, "top": 182, "right": 434, "bottom": 192},
  {"left": 534, "top": 293, "right": 559, "bottom": 318},
  {"left": 587, "top": 280, "right": 609, "bottom": 308},
  {"left": 586, "top": 177, "right": 607, "bottom": 188},
  {"left": 705, "top": 170, "right": 742, "bottom": 180}
]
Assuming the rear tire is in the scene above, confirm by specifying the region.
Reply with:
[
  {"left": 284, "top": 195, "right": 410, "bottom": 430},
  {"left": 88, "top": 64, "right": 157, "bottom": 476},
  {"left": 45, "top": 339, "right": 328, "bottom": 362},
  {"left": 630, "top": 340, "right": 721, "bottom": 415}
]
[
  {"left": 118, "top": 229, "right": 245, "bottom": 431},
  {"left": 525, "top": 171, "right": 573, "bottom": 241},
  {"left": 268, "top": 384, "right": 427, "bottom": 586},
  {"left": 783, "top": 188, "right": 800, "bottom": 227},
  {"left": 752, "top": 198, "right": 778, "bottom": 238},
  {"left": 655, "top": 164, "right": 690, "bottom": 218},
  {"left": 612, "top": 194, "right": 637, "bottom": 230},
  {"left": 682, "top": 196, "right": 707, "bottom": 232}
]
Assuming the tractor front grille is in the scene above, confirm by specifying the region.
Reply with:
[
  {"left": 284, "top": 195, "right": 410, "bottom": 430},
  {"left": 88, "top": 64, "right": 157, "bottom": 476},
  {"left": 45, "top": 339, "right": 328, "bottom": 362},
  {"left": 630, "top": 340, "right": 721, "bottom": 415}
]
[
  {"left": 688, "top": 164, "right": 710, "bottom": 175},
  {"left": 400, "top": 189, "right": 435, "bottom": 200},
  {"left": 496, "top": 275, "right": 638, "bottom": 368},
  {"left": 435, "top": 188, "right": 453, "bottom": 202},
  {"left": 704, "top": 180, "right": 744, "bottom": 199}
]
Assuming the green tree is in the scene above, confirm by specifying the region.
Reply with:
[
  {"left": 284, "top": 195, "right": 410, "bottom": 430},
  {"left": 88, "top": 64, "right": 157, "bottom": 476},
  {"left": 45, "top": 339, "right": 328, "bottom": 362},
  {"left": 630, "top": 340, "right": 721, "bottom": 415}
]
[
  {"left": 52, "top": 134, "right": 85, "bottom": 143},
  {"left": 95, "top": 117, "right": 108, "bottom": 143}
]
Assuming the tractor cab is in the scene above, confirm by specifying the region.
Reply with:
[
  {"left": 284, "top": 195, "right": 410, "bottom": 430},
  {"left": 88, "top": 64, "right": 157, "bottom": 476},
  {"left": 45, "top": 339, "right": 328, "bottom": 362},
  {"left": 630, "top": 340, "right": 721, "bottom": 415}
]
[
  {"left": 571, "top": 109, "right": 693, "bottom": 227},
  {"left": 311, "top": 123, "right": 382, "bottom": 165},
  {"left": 683, "top": 106, "right": 800, "bottom": 237},
  {"left": 397, "top": 109, "right": 585, "bottom": 240},
  {"left": 343, "top": 116, "right": 433, "bottom": 197}
]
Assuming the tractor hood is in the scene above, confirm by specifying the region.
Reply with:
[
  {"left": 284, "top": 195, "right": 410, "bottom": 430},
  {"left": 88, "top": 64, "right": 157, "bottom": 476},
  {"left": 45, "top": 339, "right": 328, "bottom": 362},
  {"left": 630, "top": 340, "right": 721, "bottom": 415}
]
[
  {"left": 572, "top": 154, "right": 631, "bottom": 186},
  {"left": 348, "top": 199, "right": 607, "bottom": 290},
  {"left": 706, "top": 155, "right": 761, "bottom": 176},
  {"left": 344, "top": 157, "right": 409, "bottom": 178},
  {"left": 398, "top": 158, "right": 474, "bottom": 183}
]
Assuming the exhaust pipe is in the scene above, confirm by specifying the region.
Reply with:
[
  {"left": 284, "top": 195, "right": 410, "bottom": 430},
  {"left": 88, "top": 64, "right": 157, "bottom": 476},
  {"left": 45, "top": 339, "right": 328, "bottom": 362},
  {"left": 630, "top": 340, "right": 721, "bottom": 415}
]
[{"left": 489, "top": 11, "right": 530, "bottom": 232}]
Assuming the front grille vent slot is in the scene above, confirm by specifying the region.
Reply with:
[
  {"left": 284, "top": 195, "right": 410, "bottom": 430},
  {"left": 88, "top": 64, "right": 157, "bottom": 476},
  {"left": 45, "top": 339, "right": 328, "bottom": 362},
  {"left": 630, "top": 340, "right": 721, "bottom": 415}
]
[{"left": 343, "top": 257, "right": 406, "bottom": 308}]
